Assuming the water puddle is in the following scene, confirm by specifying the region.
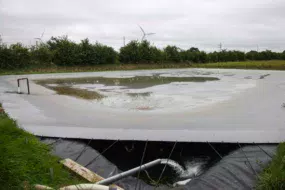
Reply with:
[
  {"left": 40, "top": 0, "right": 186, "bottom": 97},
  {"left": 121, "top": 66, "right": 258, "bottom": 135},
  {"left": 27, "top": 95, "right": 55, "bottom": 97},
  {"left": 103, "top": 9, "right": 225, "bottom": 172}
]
[
  {"left": 35, "top": 76, "right": 219, "bottom": 102},
  {"left": 33, "top": 73, "right": 258, "bottom": 111},
  {"left": 36, "top": 76, "right": 219, "bottom": 89},
  {"left": 48, "top": 86, "right": 105, "bottom": 100},
  {"left": 127, "top": 92, "right": 152, "bottom": 97}
]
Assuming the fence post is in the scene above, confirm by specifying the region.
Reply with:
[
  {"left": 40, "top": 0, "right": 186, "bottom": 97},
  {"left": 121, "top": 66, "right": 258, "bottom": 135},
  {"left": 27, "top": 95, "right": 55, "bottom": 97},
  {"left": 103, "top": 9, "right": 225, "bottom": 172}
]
[
  {"left": 26, "top": 78, "right": 30, "bottom": 94},
  {"left": 17, "top": 79, "right": 20, "bottom": 93}
]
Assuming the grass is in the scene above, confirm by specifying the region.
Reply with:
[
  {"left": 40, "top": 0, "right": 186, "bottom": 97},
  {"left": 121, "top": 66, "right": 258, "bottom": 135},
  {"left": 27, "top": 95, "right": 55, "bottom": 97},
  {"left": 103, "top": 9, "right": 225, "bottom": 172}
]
[
  {"left": 1, "top": 61, "right": 285, "bottom": 76},
  {"left": 0, "top": 63, "right": 192, "bottom": 75},
  {"left": 0, "top": 104, "right": 86, "bottom": 189},
  {"left": 193, "top": 60, "right": 285, "bottom": 70},
  {"left": 256, "top": 143, "right": 285, "bottom": 190}
]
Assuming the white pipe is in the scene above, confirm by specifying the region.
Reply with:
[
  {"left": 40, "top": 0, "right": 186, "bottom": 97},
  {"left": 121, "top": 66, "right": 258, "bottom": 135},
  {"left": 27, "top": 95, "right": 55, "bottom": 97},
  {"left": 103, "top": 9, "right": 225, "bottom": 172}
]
[
  {"left": 97, "top": 158, "right": 186, "bottom": 186},
  {"left": 97, "top": 159, "right": 162, "bottom": 185},
  {"left": 59, "top": 184, "right": 110, "bottom": 190},
  {"left": 34, "top": 184, "right": 53, "bottom": 190},
  {"left": 34, "top": 184, "right": 113, "bottom": 190}
]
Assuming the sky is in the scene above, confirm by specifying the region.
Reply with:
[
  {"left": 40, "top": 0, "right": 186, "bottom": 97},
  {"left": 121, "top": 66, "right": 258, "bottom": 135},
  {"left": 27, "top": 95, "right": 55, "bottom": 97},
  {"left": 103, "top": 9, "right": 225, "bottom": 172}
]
[{"left": 1, "top": 0, "right": 285, "bottom": 52}]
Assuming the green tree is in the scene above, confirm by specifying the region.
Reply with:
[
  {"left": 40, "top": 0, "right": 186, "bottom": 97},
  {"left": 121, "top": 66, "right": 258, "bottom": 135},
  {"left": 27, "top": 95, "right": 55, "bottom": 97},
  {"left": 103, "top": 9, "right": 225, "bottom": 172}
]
[
  {"left": 281, "top": 50, "right": 285, "bottom": 60},
  {"left": 119, "top": 41, "right": 140, "bottom": 63},
  {"left": 246, "top": 50, "right": 259, "bottom": 60},
  {"left": 149, "top": 46, "right": 163, "bottom": 63},
  {"left": 30, "top": 43, "right": 53, "bottom": 65},
  {"left": 164, "top": 45, "right": 181, "bottom": 62},
  {"left": 0, "top": 43, "right": 30, "bottom": 69},
  {"left": 47, "top": 36, "right": 81, "bottom": 66}
]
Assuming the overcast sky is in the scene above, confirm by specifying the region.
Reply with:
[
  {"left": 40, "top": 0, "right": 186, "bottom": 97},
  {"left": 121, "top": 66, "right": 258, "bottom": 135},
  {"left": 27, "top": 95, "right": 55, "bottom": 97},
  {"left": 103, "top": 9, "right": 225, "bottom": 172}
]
[{"left": 1, "top": 0, "right": 285, "bottom": 51}]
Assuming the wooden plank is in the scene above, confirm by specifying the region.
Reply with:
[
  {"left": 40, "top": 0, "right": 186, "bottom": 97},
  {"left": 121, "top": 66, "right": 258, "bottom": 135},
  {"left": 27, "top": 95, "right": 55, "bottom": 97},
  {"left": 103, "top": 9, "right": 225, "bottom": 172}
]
[{"left": 60, "top": 158, "right": 124, "bottom": 190}]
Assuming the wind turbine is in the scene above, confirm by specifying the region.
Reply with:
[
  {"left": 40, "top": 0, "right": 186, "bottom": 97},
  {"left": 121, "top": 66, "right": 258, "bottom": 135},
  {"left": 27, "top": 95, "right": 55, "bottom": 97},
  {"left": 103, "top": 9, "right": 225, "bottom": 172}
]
[
  {"left": 34, "top": 29, "right": 45, "bottom": 45},
  {"left": 218, "top": 43, "right": 222, "bottom": 51},
  {"left": 138, "top": 25, "right": 155, "bottom": 41}
]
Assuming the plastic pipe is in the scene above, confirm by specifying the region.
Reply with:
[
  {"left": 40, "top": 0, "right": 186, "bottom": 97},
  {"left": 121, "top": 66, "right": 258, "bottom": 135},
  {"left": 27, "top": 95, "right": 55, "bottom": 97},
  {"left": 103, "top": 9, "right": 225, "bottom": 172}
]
[
  {"left": 34, "top": 184, "right": 115, "bottom": 190},
  {"left": 59, "top": 184, "right": 110, "bottom": 190},
  {"left": 97, "top": 159, "right": 163, "bottom": 185},
  {"left": 34, "top": 184, "right": 53, "bottom": 190}
]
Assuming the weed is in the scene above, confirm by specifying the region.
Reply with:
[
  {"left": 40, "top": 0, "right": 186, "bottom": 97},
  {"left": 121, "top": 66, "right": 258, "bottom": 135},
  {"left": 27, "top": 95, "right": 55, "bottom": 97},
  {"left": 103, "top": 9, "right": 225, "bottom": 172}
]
[
  {"left": 0, "top": 104, "right": 86, "bottom": 189},
  {"left": 256, "top": 143, "right": 285, "bottom": 189}
]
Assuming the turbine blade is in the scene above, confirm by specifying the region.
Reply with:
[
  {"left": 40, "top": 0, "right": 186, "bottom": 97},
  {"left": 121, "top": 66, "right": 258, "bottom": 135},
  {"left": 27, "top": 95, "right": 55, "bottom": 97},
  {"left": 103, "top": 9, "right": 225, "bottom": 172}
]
[
  {"left": 40, "top": 29, "right": 45, "bottom": 39},
  {"left": 146, "top": 33, "right": 155, "bottom": 35},
  {"left": 139, "top": 25, "right": 145, "bottom": 34}
]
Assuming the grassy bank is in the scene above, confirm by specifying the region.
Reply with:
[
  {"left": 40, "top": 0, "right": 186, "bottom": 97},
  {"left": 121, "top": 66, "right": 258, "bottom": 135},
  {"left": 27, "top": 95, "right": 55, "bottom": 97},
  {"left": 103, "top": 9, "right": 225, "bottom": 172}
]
[
  {"left": 0, "top": 63, "right": 192, "bottom": 75},
  {"left": 257, "top": 143, "right": 285, "bottom": 189},
  {"left": 193, "top": 60, "right": 285, "bottom": 70},
  {"left": 0, "top": 104, "right": 86, "bottom": 189},
  {"left": 1, "top": 60, "right": 285, "bottom": 76}
]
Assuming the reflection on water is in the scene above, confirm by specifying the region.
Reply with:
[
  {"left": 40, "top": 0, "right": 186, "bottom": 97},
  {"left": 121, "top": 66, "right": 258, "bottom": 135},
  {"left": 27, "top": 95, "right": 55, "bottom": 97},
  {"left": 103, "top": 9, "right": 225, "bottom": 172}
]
[
  {"left": 35, "top": 76, "right": 219, "bottom": 104},
  {"left": 36, "top": 76, "right": 220, "bottom": 89},
  {"left": 127, "top": 92, "right": 152, "bottom": 97},
  {"left": 34, "top": 73, "right": 258, "bottom": 111}
]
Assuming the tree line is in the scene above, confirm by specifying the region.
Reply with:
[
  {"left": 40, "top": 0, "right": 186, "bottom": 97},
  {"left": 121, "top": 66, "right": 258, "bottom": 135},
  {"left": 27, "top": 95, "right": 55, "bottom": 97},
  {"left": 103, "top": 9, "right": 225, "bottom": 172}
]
[{"left": 1, "top": 36, "right": 285, "bottom": 69}]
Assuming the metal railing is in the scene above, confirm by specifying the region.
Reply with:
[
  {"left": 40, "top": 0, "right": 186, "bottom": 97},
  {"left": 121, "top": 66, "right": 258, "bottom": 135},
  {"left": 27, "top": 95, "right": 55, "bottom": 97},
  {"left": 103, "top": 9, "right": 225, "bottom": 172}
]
[{"left": 17, "top": 78, "right": 30, "bottom": 94}]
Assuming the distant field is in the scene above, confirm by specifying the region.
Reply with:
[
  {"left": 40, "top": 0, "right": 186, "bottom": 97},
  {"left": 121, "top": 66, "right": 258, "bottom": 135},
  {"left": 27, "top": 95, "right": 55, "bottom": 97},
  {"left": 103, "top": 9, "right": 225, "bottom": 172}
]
[
  {"left": 0, "top": 63, "right": 192, "bottom": 75},
  {"left": 193, "top": 60, "right": 285, "bottom": 70},
  {"left": 1, "top": 60, "right": 285, "bottom": 75}
]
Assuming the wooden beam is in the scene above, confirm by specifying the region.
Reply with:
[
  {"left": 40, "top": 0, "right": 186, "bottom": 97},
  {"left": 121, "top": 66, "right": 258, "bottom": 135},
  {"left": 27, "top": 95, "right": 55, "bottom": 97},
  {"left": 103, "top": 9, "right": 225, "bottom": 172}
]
[{"left": 60, "top": 158, "right": 124, "bottom": 190}]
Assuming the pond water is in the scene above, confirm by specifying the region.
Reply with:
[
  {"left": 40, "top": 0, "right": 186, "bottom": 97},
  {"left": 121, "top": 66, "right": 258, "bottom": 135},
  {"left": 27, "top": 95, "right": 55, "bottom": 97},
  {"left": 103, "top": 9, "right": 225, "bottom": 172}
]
[
  {"left": 0, "top": 68, "right": 284, "bottom": 143},
  {"left": 34, "top": 71, "right": 255, "bottom": 111}
]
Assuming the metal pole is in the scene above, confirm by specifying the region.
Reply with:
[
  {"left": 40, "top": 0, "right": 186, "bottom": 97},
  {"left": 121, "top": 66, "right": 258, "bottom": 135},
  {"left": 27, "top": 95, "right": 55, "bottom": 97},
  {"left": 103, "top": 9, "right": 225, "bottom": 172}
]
[
  {"left": 17, "top": 79, "right": 20, "bottom": 94},
  {"left": 85, "top": 140, "right": 119, "bottom": 168},
  {"left": 75, "top": 138, "right": 93, "bottom": 162},
  {"left": 208, "top": 142, "right": 223, "bottom": 159},
  {"left": 238, "top": 143, "right": 258, "bottom": 177},
  {"left": 26, "top": 78, "right": 30, "bottom": 94},
  {"left": 135, "top": 140, "right": 148, "bottom": 190},
  {"left": 155, "top": 141, "right": 177, "bottom": 188},
  {"left": 97, "top": 159, "right": 162, "bottom": 185},
  {"left": 256, "top": 144, "right": 272, "bottom": 159}
]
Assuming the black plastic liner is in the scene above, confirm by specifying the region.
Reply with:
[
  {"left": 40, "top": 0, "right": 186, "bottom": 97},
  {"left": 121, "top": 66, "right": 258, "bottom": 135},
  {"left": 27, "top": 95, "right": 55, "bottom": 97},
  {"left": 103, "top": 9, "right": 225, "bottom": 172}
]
[
  {"left": 41, "top": 138, "right": 163, "bottom": 189},
  {"left": 41, "top": 138, "right": 276, "bottom": 190},
  {"left": 173, "top": 145, "right": 276, "bottom": 190}
]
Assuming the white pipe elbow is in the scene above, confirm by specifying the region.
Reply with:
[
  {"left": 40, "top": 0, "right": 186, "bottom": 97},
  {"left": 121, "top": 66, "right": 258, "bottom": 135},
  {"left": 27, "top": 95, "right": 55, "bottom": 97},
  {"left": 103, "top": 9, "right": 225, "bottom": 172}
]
[{"left": 59, "top": 184, "right": 111, "bottom": 190}]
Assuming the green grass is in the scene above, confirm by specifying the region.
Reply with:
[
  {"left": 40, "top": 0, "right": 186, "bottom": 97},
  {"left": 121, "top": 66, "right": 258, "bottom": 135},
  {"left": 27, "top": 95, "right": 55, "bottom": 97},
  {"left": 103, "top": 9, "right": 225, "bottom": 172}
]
[
  {"left": 0, "top": 63, "right": 192, "bottom": 75},
  {"left": 256, "top": 143, "right": 285, "bottom": 190},
  {"left": 1, "top": 61, "right": 285, "bottom": 76},
  {"left": 0, "top": 104, "right": 86, "bottom": 189},
  {"left": 193, "top": 60, "right": 285, "bottom": 70}
]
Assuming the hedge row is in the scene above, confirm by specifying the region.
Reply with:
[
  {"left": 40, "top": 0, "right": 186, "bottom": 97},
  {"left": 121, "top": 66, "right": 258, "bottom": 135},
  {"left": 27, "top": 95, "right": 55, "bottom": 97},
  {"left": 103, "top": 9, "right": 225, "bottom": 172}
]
[{"left": 1, "top": 36, "right": 285, "bottom": 69}]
